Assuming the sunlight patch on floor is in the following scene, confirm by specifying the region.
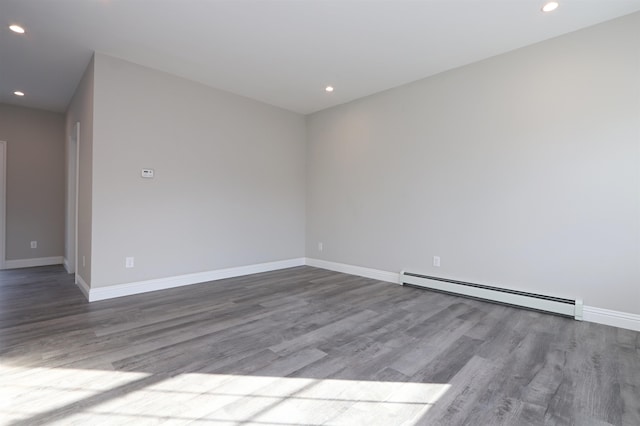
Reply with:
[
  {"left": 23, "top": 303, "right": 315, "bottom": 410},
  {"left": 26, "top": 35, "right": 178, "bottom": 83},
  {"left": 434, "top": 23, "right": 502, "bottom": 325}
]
[{"left": 1, "top": 366, "right": 450, "bottom": 425}]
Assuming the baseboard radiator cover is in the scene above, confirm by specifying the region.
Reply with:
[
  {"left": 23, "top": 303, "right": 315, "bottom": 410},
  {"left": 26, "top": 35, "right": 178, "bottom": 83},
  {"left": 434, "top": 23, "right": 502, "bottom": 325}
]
[{"left": 401, "top": 271, "right": 583, "bottom": 320}]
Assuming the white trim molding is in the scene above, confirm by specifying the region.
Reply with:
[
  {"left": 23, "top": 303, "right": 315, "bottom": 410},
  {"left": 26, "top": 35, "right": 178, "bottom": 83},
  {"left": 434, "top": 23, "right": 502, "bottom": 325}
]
[
  {"left": 74, "top": 255, "right": 640, "bottom": 333},
  {"left": 4, "top": 256, "right": 64, "bottom": 269},
  {"left": 0, "top": 141, "right": 6, "bottom": 271},
  {"left": 63, "top": 258, "right": 73, "bottom": 274},
  {"left": 75, "top": 274, "right": 90, "bottom": 300},
  {"left": 583, "top": 306, "right": 640, "bottom": 332},
  {"left": 305, "top": 259, "right": 640, "bottom": 332},
  {"left": 305, "top": 258, "right": 400, "bottom": 284},
  {"left": 87, "top": 258, "right": 306, "bottom": 302}
]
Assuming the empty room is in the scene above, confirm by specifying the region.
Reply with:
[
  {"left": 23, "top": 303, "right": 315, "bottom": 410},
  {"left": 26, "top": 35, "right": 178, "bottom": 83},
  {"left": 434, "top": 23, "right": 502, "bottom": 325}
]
[{"left": 1, "top": 1, "right": 639, "bottom": 425}]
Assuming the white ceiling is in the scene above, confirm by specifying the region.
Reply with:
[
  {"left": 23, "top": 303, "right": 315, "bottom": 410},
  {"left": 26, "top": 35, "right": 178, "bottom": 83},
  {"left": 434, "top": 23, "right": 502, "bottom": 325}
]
[{"left": 2, "top": 0, "right": 640, "bottom": 115}]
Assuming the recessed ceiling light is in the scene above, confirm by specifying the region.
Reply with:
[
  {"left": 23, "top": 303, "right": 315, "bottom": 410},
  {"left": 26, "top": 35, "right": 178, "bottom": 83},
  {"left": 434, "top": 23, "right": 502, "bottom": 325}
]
[
  {"left": 9, "top": 24, "right": 25, "bottom": 34},
  {"left": 14, "top": 91, "right": 25, "bottom": 97},
  {"left": 325, "top": 86, "right": 334, "bottom": 93},
  {"left": 542, "top": 2, "right": 559, "bottom": 12}
]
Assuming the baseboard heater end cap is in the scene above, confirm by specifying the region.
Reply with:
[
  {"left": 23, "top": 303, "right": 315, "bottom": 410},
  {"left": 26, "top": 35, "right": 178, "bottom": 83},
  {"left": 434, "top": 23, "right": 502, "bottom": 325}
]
[
  {"left": 574, "top": 299, "right": 584, "bottom": 321},
  {"left": 399, "top": 270, "right": 406, "bottom": 285}
]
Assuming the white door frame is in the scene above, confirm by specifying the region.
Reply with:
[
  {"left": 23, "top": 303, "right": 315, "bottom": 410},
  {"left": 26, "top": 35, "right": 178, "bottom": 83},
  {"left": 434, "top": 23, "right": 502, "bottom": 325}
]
[
  {"left": 65, "top": 123, "right": 79, "bottom": 282},
  {"left": 74, "top": 123, "right": 79, "bottom": 284},
  {"left": 0, "top": 141, "right": 6, "bottom": 270}
]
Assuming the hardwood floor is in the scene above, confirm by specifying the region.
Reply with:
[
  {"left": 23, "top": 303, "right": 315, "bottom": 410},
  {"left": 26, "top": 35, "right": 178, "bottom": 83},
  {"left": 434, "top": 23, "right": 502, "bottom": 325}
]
[{"left": 0, "top": 265, "right": 638, "bottom": 425}]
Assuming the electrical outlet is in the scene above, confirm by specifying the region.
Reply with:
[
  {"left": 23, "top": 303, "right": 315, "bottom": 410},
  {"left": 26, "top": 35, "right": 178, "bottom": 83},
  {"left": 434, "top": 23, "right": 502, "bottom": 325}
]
[
  {"left": 433, "top": 256, "right": 441, "bottom": 267},
  {"left": 318, "top": 242, "right": 323, "bottom": 252},
  {"left": 125, "top": 257, "right": 135, "bottom": 268},
  {"left": 30, "top": 241, "right": 37, "bottom": 249}
]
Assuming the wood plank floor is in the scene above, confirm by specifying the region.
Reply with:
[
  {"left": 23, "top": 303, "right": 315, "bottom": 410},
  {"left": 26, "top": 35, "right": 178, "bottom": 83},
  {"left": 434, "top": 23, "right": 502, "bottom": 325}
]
[{"left": 0, "top": 265, "right": 638, "bottom": 425}]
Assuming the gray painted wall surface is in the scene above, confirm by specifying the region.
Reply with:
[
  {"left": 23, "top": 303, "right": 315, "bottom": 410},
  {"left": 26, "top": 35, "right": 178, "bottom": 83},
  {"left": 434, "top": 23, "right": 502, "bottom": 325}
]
[
  {"left": 306, "top": 13, "right": 640, "bottom": 314},
  {"left": 90, "top": 54, "right": 306, "bottom": 287},
  {"left": 66, "top": 56, "right": 95, "bottom": 285},
  {"left": 0, "top": 104, "right": 65, "bottom": 260}
]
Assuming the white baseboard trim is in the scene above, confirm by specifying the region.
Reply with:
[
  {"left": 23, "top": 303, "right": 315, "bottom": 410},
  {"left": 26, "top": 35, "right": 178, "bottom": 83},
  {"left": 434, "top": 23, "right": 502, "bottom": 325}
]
[
  {"left": 304, "top": 258, "right": 400, "bottom": 284},
  {"left": 87, "top": 257, "right": 306, "bottom": 302},
  {"left": 74, "top": 255, "right": 640, "bottom": 332},
  {"left": 75, "top": 274, "right": 90, "bottom": 300},
  {"left": 4, "top": 256, "right": 64, "bottom": 269},
  {"left": 63, "top": 258, "right": 72, "bottom": 274},
  {"left": 583, "top": 306, "right": 640, "bottom": 332},
  {"left": 304, "top": 259, "right": 640, "bottom": 332}
]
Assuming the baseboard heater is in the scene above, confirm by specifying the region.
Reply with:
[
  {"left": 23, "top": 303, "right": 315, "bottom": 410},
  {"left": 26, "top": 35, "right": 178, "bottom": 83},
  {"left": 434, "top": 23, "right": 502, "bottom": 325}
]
[{"left": 401, "top": 271, "right": 583, "bottom": 320}]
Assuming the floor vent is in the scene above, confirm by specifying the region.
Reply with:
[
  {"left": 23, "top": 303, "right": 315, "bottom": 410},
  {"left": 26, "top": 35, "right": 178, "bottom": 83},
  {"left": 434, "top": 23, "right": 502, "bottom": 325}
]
[{"left": 401, "top": 271, "right": 583, "bottom": 320}]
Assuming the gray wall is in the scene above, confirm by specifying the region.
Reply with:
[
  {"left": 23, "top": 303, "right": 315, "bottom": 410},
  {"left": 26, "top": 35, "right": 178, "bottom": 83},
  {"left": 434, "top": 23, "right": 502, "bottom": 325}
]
[
  {"left": 0, "top": 104, "right": 65, "bottom": 261},
  {"left": 90, "top": 54, "right": 306, "bottom": 288},
  {"left": 306, "top": 13, "right": 640, "bottom": 314},
  {"left": 66, "top": 56, "right": 95, "bottom": 285}
]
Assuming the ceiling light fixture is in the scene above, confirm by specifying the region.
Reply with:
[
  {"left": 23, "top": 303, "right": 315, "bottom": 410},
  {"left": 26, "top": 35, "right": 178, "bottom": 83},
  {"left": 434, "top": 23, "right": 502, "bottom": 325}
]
[
  {"left": 9, "top": 24, "right": 25, "bottom": 34},
  {"left": 14, "top": 91, "right": 25, "bottom": 97},
  {"left": 542, "top": 2, "right": 559, "bottom": 12},
  {"left": 325, "top": 86, "right": 334, "bottom": 93}
]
